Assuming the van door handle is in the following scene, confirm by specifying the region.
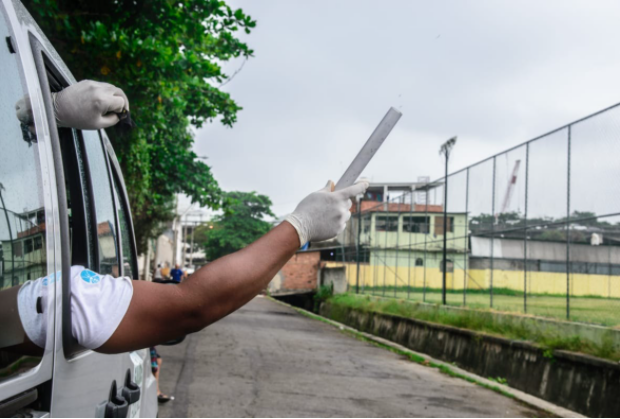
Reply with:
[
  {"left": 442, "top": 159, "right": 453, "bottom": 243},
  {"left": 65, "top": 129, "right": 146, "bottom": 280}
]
[
  {"left": 105, "top": 381, "right": 129, "bottom": 418},
  {"left": 122, "top": 370, "right": 141, "bottom": 405}
]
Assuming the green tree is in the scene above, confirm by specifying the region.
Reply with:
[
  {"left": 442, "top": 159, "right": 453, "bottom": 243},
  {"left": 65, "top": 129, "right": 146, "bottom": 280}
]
[
  {"left": 469, "top": 212, "right": 524, "bottom": 233},
  {"left": 195, "top": 191, "right": 275, "bottom": 260},
  {"left": 537, "top": 229, "right": 566, "bottom": 242},
  {"left": 23, "top": 0, "right": 256, "bottom": 252}
]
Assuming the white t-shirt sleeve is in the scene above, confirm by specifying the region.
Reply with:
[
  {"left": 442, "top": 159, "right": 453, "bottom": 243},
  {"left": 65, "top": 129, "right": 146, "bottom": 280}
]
[
  {"left": 70, "top": 266, "right": 133, "bottom": 349},
  {"left": 17, "top": 267, "right": 133, "bottom": 350},
  {"left": 17, "top": 272, "right": 56, "bottom": 348}
]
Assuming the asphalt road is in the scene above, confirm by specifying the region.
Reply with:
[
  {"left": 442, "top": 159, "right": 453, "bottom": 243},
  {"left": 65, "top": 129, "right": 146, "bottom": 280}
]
[{"left": 157, "top": 296, "right": 544, "bottom": 417}]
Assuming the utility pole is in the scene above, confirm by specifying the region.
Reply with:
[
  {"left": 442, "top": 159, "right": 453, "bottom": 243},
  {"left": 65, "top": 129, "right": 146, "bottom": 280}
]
[
  {"left": 439, "top": 136, "right": 457, "bottom": 305},
  {"left": 189, "top": 221, "right": 196, "bottom": 270},
  {"left": 173, "top": 200, "right": 194, "bottom": 266},
  {"left": 142, "top": 238, "right": 151, "bottom": 280},
  {"left": 181, "top": 224, "right": 187, "bottom": 268}
]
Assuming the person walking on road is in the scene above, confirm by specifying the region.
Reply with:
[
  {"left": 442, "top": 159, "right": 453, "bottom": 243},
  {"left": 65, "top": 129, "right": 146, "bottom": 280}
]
[
  {"left": 161, "top": 263, "right": 171, "bottom": 280},
  {"left": 153, "top": 264, "right": 163, "bottom": 283},
  {"left": 150, "top": 347, "right": 174, "bottom": 403},
  {"left": 170, "top": 264, "right": 185, "bottom": 283}
]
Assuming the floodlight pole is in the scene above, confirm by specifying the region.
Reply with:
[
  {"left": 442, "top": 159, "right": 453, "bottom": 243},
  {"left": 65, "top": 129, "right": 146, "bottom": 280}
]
[{"left": 440, "top": 137, "right": 457, "bottom": 305}]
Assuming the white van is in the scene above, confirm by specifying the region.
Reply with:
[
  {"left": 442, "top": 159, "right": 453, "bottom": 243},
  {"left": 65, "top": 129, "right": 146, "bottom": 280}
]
[{"left": 0, "top": 0, "right": 159, "bottom": 416}]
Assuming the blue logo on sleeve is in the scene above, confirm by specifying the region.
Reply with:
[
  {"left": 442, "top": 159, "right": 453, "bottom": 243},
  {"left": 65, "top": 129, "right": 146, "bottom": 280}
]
[
  {"left": 80, "top": 269, "right": 101, "bottom": 284},
  {"left": 42, "top": 271, "right": 61, "bottom": 286}
]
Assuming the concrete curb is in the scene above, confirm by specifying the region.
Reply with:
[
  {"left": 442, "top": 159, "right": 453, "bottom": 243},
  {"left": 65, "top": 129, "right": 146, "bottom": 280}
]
[{"left": 265, "top": 296, "right": 585, "bottom": 419}]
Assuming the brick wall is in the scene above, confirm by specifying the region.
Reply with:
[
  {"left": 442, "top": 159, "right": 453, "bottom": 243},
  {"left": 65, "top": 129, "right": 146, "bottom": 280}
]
[
  {"left": 276, "top": 251, "right": 322, "bottom": 293},
  {"left": 353, "top": 201, "right": 444, "bottom": 213}
]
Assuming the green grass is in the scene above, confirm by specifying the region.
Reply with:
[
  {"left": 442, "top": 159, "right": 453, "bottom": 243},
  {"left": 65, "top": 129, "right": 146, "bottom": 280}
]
[
  {"left": 359, "top": 286, "right": 620, "bottom": 327},
  {"left": 327, "top": 293, "right": 620, "bottom": 361}
]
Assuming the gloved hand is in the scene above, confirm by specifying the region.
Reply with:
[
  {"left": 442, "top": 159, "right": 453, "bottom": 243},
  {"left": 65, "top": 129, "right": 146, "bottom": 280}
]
[
  {"left": 52, "top": 80, "right": 129, "bottom": 130},
  {"left": 285, "top": 180, "right": 369, "bottom": 246},
  {"left": 15, "top": 94, "right": 34, "bottom": 126}
]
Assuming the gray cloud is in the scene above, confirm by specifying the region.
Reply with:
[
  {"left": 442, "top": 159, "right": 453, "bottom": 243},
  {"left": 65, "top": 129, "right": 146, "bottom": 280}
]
[{"left": 190, "top": 0, "right": 620, "bottom": 218}]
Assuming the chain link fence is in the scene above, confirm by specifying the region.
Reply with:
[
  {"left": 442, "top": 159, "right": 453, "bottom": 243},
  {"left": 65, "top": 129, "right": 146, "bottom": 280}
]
[{"left": 332, "top": 103, "right": 620, "bottom": 327}]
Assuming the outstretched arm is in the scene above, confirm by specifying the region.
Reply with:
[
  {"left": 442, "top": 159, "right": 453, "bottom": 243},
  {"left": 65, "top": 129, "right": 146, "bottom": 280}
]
[
  {"left": 98, "top": 180, "right": 368, "bottom": 353},
  {"left": 99, "top": 221, "right": 299, "bottom": 353}
]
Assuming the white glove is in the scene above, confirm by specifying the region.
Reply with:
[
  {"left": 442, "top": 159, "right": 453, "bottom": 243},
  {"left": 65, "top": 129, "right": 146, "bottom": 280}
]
[
  {"left": 52, "top": 80, "right": 129, "bottom": 130},
  {"left": 285, "top": 180, "right": 369, "bottom": 246},
  {"left": 15, "top": 94, "right": 34, "bottom": 125}
]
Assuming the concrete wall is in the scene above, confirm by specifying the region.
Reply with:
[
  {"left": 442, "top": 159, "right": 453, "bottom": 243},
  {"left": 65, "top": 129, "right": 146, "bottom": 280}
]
[
  {"left": 473, "top": 236, "right": 620, "bottom": 264},
  {"left": 320, "top": 302, "right": 620, "bottom": 417},
  {"left": 335, "top": 261, "right": 620, "bottom": 298},
  {"left": 329, "top": 262, "right": 470, "bottom": 292},
  {"left": 319, "top": 267, "right": 348, "bottom": 294},
  {"left": 154, "top": 231, "right": 174, "bottom": 267}
]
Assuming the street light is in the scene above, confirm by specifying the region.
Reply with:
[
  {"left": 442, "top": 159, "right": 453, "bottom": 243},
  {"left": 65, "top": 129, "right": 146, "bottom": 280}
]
[{"left": 439, "top": 136, "right": 457, "bottom": 305}]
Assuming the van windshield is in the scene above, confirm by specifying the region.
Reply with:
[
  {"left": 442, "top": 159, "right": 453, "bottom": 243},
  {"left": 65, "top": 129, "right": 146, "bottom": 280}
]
[{"left": 0, "top": 11, "right": 48, "bottom": 380}]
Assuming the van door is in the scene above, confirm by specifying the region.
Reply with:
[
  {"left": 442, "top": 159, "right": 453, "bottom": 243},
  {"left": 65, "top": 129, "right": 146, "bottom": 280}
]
[
  {"left": 105, "top": 134, "right": 158, "bottom": 418},
  {"left": 27, "top": 31, "right": 152, "bottom": 416},
  {"left": 0, "top": 1, "right": 55, "bottom": 416}
]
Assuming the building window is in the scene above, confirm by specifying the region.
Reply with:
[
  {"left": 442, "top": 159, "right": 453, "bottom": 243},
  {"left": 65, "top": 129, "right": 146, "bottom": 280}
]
[
  {"left": 33, "top": 236, "right": 43, "bottom": 250},
  {"left": 13, "top": 242, "right": 23, "bottom": 258},
  {"left": 362, "top": 215, "right": 372, "bottom": 234},
  {"left": 434, "top": 216, "right": 454, "bottom": 235},
  {"left": 375, "top": 216, "right": 398, "bottom": 232},
  {"left": 403, "top": 216, "right": 429, "bottom": 234},
  {"left": 24, "top": 239, "right": 33, "bottom": 254},
  {"left": 440, "top": 259, "right": 454, "bottom": 273},
  {"left": 415, "top": 258, "right": 424, "bottom": 266},
  {"left": 82, "top": 131, "right": 119, "bottom": 275}
]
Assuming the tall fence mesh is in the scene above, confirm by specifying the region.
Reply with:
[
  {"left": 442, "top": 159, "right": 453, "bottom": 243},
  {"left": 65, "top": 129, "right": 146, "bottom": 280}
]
[{"left": 331, "top": 103, "right": 620, "bottom": 327}]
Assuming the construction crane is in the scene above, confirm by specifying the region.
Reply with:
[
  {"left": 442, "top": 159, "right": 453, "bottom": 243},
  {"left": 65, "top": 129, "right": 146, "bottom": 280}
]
[{"left": 495, "top": 160, "right": 521, "bottom": 224}]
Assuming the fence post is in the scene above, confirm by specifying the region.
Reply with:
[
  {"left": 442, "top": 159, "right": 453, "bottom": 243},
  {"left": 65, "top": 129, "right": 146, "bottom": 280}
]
[
  {"left": 566, "top": 125, "right": 572, "bottom": 320},
  {"left": 490, "top": 156, "right": 496, "bottom": 308},
  {"left": 383, "top": 200, "right": 389, "bottom": 297},
  {"left": 373, "top": 213, "right": 379, "bottom": 296},
  {"left": 408, "top": 190, "right": 413, "bottom": 300},
  {"left": 355, "top": 198, "right": 362, "bottom": 294},
  {"left": 395, "top": 195, "right": 403, "bottom": 298},
  {"left": 524, "top": 142, "right": 530, "bottom": 313},
  {"left": 423, "top": 189, "right": 429, "bottom": 302},
  {"left": 464, "top": 168, "right": 470, "bottom": 306},
  {"left": 442, "top": 162, "right": 449, "bottom": 305}
]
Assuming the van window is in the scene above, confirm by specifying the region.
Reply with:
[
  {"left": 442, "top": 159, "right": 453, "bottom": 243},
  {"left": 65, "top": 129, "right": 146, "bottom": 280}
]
[
  {"left": 81, "top": 131, "right": 119, "bottom": 276},
  {"left": 111, "top": 168, "right": 136, "bottom": 279},
  {"left": 0, "top": 13, "right": 48, "bottom": 380}
]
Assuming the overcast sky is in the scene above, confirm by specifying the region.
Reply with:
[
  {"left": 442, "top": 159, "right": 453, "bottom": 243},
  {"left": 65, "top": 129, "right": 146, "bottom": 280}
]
[{"left": 187, "top": 0, "right": 620, "bottom": 220}]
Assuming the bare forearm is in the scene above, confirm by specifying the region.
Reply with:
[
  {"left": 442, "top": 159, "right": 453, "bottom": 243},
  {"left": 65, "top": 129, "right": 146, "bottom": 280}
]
[
  {"left": 100, "top": 222, "right": 299, "bottom": 353},
  {"left": 180, "top": 221, "right": 299, "bottom": 328},
  {"left": 100, "top": 180, "right": 368, "bottom": 354}
]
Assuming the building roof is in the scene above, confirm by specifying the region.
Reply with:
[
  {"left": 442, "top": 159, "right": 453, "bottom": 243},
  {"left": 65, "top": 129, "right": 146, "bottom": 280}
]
[
  {"left": 369, "top": 210, "right": 468, "bottom": 216},
  {"left": 368, "top": 182, "right": 427, "bottom": 191},
  {"left": 471, "top": 236, "right": 620, "bottom": 264}
]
